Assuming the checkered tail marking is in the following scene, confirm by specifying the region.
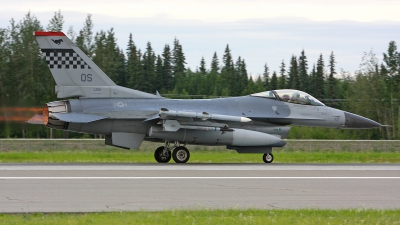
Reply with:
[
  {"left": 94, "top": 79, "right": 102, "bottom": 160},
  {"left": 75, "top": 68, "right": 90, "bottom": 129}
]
[{"left": 41, "top": 49, "right": 91, "bottom": 69}]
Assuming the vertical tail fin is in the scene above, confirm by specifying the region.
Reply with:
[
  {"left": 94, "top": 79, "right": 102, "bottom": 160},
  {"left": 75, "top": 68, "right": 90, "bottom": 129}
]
[{"left": 35, "top": 31, "right": 159, "bottom": 99}]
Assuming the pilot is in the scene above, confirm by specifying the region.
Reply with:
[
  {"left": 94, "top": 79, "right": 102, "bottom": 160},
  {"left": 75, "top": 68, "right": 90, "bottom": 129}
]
[
  {"left": 281, "top": 94, "right": 290, "bottom": 102},
  {"left": 290, "top": 92, "right": 300, "bottom": 104}
]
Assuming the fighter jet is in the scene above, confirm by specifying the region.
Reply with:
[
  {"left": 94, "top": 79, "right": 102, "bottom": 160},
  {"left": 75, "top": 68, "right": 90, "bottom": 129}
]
[{"left": 30, "top": 31, "right": 382, "bottom": 163}]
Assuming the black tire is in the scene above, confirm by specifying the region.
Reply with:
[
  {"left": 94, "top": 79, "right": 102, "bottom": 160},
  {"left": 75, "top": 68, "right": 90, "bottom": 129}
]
[
  {"left": 262, "top": 153, "right": 274, "bottom": 163},
  {"left": 172, "top": 146, "right": 190, "bottom": 163},
  {"left": 154, "top": 146, "right": 171, "bottom": 163}
]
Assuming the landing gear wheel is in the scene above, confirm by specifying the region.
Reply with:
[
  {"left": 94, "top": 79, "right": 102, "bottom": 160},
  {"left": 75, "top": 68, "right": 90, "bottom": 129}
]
[
  {"left": 263, "top": 153, "right": 274, "bottom": 163},
  {"left": 172, "top": 146, "right": 190, "bottom": 163},
  {"left": 154, "top": 146, "right": 171, "bottom": 163}
]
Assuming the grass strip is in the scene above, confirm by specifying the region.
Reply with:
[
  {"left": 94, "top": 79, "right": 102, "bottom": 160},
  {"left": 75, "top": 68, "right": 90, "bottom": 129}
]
[
  {"left": 0, "top": 150, "right": 399, "bottom": 163},
  {"left": 0, "top": 209, "right": 399, "bottom": 225}
]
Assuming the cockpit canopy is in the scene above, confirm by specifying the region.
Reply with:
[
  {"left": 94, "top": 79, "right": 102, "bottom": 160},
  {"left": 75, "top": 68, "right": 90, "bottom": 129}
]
[{"left": 251, "top": 89, "right": 325, "bottom": 106}]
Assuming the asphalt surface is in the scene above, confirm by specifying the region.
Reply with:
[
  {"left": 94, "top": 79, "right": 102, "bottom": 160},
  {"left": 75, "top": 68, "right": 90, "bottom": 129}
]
[{"left": 0, "top": 164, "right": 399, "bottom": 212}]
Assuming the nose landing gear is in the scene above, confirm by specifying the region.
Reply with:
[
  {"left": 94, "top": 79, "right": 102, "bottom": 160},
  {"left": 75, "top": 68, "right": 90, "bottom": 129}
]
[{"left": 262, "top": 153, "right": 274, "bottom": 163}]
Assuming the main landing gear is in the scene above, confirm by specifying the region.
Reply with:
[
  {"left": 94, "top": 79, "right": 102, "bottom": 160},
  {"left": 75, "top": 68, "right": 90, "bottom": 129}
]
[
  {"left": 155, "top": 142, "right": 273, "bottom": 164},
  {"left": 154, "top": 142, "right": 190, "bottom": 163},
  {"left": 262, "top": 153, "right": 274, "bottom": 163}
]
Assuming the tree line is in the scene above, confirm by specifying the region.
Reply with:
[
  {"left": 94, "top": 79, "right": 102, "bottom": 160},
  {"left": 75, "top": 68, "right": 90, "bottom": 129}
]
[{"left": 0, "top": 11, "right": 399, "bottom": 140}]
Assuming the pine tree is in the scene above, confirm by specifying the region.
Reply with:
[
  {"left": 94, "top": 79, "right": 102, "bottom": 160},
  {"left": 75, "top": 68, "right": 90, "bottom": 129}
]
[
  {"left": 234, "top": 57, "right": 248, "bottom": 95},
  {"left": 155, "top": 55, "right": 163, "bottom": 92},
  {"left": 309, "top": 64, "right": 317, "bottom": 96},
  {"left": 199, "top": 57, "right": 207, "bottom": 75},
  {"left": 279, "top": 60, "right": 286, "bottom": 89},
  {"left": 5, "top": 19, "right": 19, "bottom": 100},
  {"left": 246, "top": 76, "right": 255, "bottom": 95},
  {"left": 240, "top": 59, "right": 248, "bottom": 94},
  {"left": 162, "top": 44, "right": 173, "bottom": 92},
  {"left": 232, "top": 56, "right": 241, "bottom": 96},
  {"left": 0, "top": 28, "right": 9, "bottom": 98},
  {"left": 196, "top": 57, "right": 207, "bottom": 95},
  {"left": 141, "top": 42, "right": 155, "bottom": 93},
  {"left": 106, "top": 28, "right": 121, "bottom": 83},
  {"left": 221, "top": 45, "right": 234, "bottom": 95},
  {"left": 288, "top": 55, "right": 299, "bottom": 89},
  {"left": 46, "top": 10, "right": 64, "bottom": 32},
  {"left": 222, "top": 45, "right": 233, "bottom": 73},
  {"left": 315, "top": 54, "right": 325, "bottom": 98},
  {"left": 126, "top": 33, "right": 139, "bottom": 89},
  {"left": 270, "top": 71, "right": 278, "bottom": 90},
  {"left": 66, "top": 26, "right": 76, "bottom": 42},
  {"left": 208, "top": 52, "right": 220, "bottom": 96},
  {"left": 382, "top": 41, "right": 400, "bottom": 93},
  {"left": 172, "top": 38, "right": 186, "bottom": 93},
  {"left": 117, "top": 49, "right": 127, "bottom": 87},
  {"left": 298, "top": 49, "right": 308, "bottom": 92},
  {"left": 6, "top": 12, "right": 52, "bottom": 102},
  {"left": 135, "top": 49, "right": 143, "bottom": 90},
  {"left": 262, "top": 63, "right": 270, "bottom": 90},
  {"left": 382, "top": 41, "right": 399, "bottom": 77},
  {"left": 75, "top": 14, "right": 94, "bottom": 57},
  {"left": 254, "top": 76, "right": 265, "bottom": 93},
  {"left": 328, "top": 51, "right": 337, "bottom": 103},
  {"left": 210, "top": 52, "right": 220, "bottom": 72},
  {"left": 92, "top": 28, "right": 120, "bottom": 84}
]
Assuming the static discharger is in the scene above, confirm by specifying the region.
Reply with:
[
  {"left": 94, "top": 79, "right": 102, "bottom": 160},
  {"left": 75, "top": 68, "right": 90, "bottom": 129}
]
[{"left": 159, "top": 109, "right": 252, "bottom": 123}]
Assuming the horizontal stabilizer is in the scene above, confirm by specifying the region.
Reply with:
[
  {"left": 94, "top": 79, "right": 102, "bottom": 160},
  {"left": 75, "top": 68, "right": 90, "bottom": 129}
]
[{"left": 51, "top": 113, "right": 107, "bottom": 123}]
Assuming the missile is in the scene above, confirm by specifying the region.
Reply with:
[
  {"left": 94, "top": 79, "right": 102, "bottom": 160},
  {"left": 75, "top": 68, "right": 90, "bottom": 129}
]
[
  {"left": 159, "top": 109, "right": 251, "bottom": 122},
  {"left": 180, "top": 125, "right": 234, "bottom": 132},
  {"left": 162, "top": 119, "right": 233, "bottom": 132}
]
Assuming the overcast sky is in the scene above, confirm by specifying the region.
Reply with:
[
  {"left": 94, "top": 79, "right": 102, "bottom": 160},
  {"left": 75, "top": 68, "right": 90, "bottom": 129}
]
[{"left": 1, "top": 0, "right": 400, "bottom": 76}]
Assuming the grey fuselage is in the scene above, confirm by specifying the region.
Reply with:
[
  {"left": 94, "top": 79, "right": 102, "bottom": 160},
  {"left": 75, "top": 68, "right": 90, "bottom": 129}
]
[{"left": 60, "top": 95, "right": 354, "bottom": 135}]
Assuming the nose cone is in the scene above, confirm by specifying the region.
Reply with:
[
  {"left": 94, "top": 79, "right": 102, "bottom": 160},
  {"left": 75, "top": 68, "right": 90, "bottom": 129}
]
[{"left": 344, "top": 112, "right": 382, "bottom": 129}]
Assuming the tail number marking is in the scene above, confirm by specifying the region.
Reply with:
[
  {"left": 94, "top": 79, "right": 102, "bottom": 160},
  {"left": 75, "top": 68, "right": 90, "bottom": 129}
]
[{"left": 81, "top": 74, "right": 92, "bottom": 82}]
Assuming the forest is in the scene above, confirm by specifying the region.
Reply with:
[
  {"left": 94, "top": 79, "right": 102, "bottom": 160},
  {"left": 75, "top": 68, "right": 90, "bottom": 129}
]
[{"left": 0, "top": 11, "right": 399, "bottom": 140}]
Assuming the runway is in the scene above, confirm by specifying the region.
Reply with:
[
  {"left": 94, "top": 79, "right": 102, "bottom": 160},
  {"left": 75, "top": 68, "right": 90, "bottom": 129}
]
[{"left": 0, "top": 164, "right": 399, "bottom": 212}]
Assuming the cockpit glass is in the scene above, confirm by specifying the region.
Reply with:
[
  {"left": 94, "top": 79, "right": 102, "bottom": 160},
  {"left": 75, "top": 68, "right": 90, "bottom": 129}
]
[
  {"left": 250, "top": 91, "right": 277, "bottom": 99},
  {"left": 251, "top": 89, "right": 325, "bottom": 106}
]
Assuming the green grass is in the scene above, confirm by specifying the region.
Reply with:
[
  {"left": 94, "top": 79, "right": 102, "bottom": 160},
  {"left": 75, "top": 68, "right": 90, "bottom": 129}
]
[
  {"left": 0, "top": 149, "right": 399, "bottom": 163},
  {"left": 0, "top": 209, "right": 399, "bottom": 225}
]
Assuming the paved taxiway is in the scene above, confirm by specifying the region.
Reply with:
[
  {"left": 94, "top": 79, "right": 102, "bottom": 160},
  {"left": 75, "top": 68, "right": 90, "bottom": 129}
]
[{"left": 0, "top": 164, "right": 399, "bottom": 212}]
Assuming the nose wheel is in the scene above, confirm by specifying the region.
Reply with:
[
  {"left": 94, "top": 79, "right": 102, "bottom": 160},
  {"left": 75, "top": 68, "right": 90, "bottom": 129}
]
[{"left": 262, "top": 153, "right": 274, "bottom": 163}]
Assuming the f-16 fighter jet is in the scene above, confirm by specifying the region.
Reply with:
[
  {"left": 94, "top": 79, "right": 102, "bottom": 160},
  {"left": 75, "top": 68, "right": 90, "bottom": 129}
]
[{"left": 30, "top": 31, "right": 382, "bottom": 163}]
